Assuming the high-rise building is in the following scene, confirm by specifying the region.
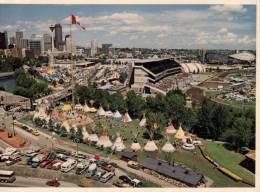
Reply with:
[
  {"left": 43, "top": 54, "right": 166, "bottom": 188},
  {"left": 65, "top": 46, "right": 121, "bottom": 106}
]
[
  {"left": 9, "top": 37, "right": 16, "bottom": 45},
  {"left": 54, "top": 24, "right": 63, "bottom": 51},
  {"left": 91, "top": 40, "right": 98, "bottom": 57},
  {"left": 21, "top": 39, "right": 28, "bottom": 49},
  {"left": 65, "top": 35, "right": 76, "bottom": 53},
  {"left": 102, "top": 44, "right": 112, "bottom": 55},
  {"left": 29, "top": 35, "right": 44, "bottom": 57},
  {"left": 0, "top": 31, "right": 8, "bottom": 49},
  {"left": 43, "top": 34, "right": 52, "bottom": 52},
  {"left": 15, "top": 31, "right": 23, "bottom": 48}
]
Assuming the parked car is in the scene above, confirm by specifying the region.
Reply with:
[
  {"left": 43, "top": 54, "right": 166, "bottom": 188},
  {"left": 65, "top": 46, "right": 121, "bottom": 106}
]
[
  {"left": 92, "top": 171, "right": 106, "bottom": 181},
  {"left": 131, "top": 179, "right": 144, "bottom": 187},
  {"left": 119, "top": 175, "right": 133, "bottom": 185},
  {"left": 46, "top": 161, "right": 58, "bottom": 169},
  {"left": 52, "top": 162, "right": 62, "bottom": 171},
  {"left": 21, "top": 125, "right": 28, "bottom": 130},
  {"left": 46, "top": 179, "right": 60, "bottom": 187},
  {"left": 127, "top": 161, "right": 140, "bottom": 170},
  {"left": 5, "top": 157, "right": 21, "bottom": 166},
  {"left": 31, "top": 162, "right": 39, "bottom": 168},
  {"left": 32, "top": 130, "right": 40, "bottom": 136},
  {"left": 57, "top": 153, "right": 68, "bottom": 161},
  {"left": 101, "top": 164, "right": 115, "bottom": 172},
  {"left": 85, "top": 163, "right": 97, "bottom": 178},
  {"left": 39, "top": 160, "right": 52, "bottom": 168},
  {"left": 113, "top": 179, "right": 133, "bottom": 187},
  {"left": 100, "top": 171, "right": 115, "bottom": 183}
]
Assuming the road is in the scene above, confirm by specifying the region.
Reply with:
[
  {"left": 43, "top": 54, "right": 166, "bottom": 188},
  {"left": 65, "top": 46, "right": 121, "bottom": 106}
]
[{"left": 0, "top": 176, "right": 78, "bottom": 187}]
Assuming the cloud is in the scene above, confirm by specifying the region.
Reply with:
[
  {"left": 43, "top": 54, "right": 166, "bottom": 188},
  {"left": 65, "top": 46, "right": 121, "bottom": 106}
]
[
  {"left": 209, "top": 5, "right": 247, "bottom": 14},
  {"left": 218, "top": 28, "right": 228, "bottom": 33}
]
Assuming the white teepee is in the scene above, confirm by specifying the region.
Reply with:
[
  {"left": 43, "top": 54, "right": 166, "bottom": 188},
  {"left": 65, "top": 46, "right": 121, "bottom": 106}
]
[
  {"left": 162, "top": 141, "right": 175, "bottom": 153},
  {"left": 83, "top": 131, "right": 89, "bottom": 141},
  {"left": 112, "top": 134, "right": 125, "bottom": 152},
  {"left": 139, "top": 113, "right": 146, "bottom": 127},
  {"left": 166, "top": 121, "right": 177, "bottom": 135},
  {"left": 97, "top": 106, "right": 106, "bottom": 116},
  {"left": 88, "top": 133, "right": 99, "bottom": 143},
  {"left": 130, "top": 138, "right": 142, "bottom": 152},
  {"left": 75, "top": 104, "right": 83, "bottom": 111},
  {"left": 83, "top": 103, "right": 90, "bottom": 112},
  {"left": 144, "top": 140, "right": 158, "bottom": 152}
]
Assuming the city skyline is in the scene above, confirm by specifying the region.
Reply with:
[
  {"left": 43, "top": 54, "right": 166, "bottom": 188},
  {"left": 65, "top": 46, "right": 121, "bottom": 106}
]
[{"left": 0, "top": 4, "right": 256, "bottom": 49}]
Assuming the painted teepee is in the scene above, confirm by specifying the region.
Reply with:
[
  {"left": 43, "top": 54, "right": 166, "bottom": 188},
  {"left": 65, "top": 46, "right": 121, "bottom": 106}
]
[
  {"left": 97, "top": 106, "right": 106, "bottom": 116},
  {"left": 74, "top": 103, "right": 83, "bottom": 111},
  {"left": 96, "top": 129, "right": 112, "bottom": 148},
  {"left": 144, "top": 140, "right": 158, "bottom": 152},
  {"left": 166, "top": 120, "right": 177, "bottom": 135},
  {"left": 112, "top": 133, "right": 125, "bottom": 152},
  {"left": 83, "top": 102, "right": 90, "bottom": 112},
  {"left": 174, "top": 123, "right": 186, "bottom": 140},
  {"left": 139, "top": 113, "right": 146, "bottom": 127},
  {"left": 162, "top": 141, "right": 175, "bottom": 153},
  {"left": 122, "top": 111, "right": 132, "bottom": 123},
  {"left": 113, "top": 110, "right": 122, "bottom": 121},
  {"left": 130, "top": 138, "right": 142, "bottom": 152}
]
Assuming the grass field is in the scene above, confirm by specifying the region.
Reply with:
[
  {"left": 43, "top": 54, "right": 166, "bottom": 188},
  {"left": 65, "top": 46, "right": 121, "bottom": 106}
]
[
  {"left": 22, "top": 114, "right": 253, "bottom": 187},
  {"left": 202, "top": 140, "right": 255, "bottom": 183}
]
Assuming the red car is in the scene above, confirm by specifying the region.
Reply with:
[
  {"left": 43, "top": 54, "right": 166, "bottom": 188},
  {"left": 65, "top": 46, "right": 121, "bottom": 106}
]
[
  {"left": 46, "top": 179, "right": 60, "bottom": 187},
  {"left": 46, "top": 161, "right": 58, "bottom": 169},
  {"left": 40, "top": 160, "right": 52, "bottom": 168},
  {"left": 101, "top": 165, "right": 115, "bottom": 172}
]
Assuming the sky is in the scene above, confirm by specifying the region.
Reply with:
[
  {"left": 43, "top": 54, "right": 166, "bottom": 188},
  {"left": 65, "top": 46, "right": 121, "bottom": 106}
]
[{"left": 0, "top": 4, "right": 256, "bottom": 49}]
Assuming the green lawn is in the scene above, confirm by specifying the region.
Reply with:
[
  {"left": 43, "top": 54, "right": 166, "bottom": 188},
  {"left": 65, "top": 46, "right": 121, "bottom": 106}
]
[
  {"left": 202, "top": 140, "right": 255, "bottom": 183},
  {"left": 21, "top": 114, "right": 252, "bottom": 187}
]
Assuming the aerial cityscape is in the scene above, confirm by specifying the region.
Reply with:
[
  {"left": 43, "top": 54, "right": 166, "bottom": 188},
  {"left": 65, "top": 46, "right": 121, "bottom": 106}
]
[{"left": 0, "top": 4, "right": 256, "bottom": 188}]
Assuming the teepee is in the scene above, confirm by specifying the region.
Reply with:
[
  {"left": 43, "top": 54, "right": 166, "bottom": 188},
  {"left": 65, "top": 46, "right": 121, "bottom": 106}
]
[
  {"left": 122, "top": 112, "right": 132, "bottom": 123},
  {"left": 139, "top": 113, "right": 146, "bottom": 127},
  {"left": 113, "top": 110, "right": 122, "bottom": 121},
  {"left": 144, "top": 140, "right": 158, "bottom": 152},
  {"left": 83, "top": 103, "right": 90, "bottom": 112},
  {"left": 97, "top": 106, "right": 106, "bottom": 116},
  {"left": 96, "top": 130, "right": 112, "bottom": 148},
  {"left": 130, "top": 138, "right": 142, "bottom": 152},
  {"left": 162, "top": 141, "right": 175, "bottom": 153},
  {"left": 166, "top": 120, "right": 177, "bottom": 135},
  {"left": 83, "top": 131, "right": 89, "bottom": 142},
  {"left": 112, "top": 134, "right": 125, "bottom": 152},
  {"left": 175, "top": 124, "right": 186, "bottom": 140},
  {"left": 88, "top": 133, "right": 99, "bottom": 143},
  {"left": 74, "top": 104, "right": 83, "bottom": 111}
]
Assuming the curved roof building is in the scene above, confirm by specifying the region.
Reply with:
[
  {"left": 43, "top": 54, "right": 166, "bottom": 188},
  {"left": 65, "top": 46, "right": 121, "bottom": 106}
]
[
  {"left": 229, "top": 52, "right": 255, "bottom": 62},
  {"left": 180, "top": 63, "right": 206, "bottom": 73}
]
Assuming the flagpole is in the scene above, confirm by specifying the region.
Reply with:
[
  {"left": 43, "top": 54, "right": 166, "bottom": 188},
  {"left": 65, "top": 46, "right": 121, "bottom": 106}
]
[{"left": 70, "top": 15, "right": 75, "bottom": 107}]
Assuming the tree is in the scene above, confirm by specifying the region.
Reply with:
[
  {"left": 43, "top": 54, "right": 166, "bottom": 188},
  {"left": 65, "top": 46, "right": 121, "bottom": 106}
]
[
  {"left": 109, "top": 92, "right": 126, "bottom": 112},
  {"left": 146, "top": 112, "right": 166, "bottom": 140},
  {"left": 126, "top": 90, "right": 146, "bottom": 118},
  {"left": 222, "top": 117, "right": 253, "bottom": 151},
  {"left": 60, "top": 126, "right": 68, "bottom": 137},
  {"left": 69, "top": 127, "right": 76, "bottom": 140}
]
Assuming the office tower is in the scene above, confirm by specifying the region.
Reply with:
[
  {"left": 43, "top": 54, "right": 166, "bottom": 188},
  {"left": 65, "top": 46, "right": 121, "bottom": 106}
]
[
  {"left": 15, "top": 31, "right": 23, "bottom": 48},
  {"left": 21, "top": 39, "right": 28, "bottom": 49},
  {"left": 0, "top": 31, "right": 8, "bottom": 49},
  {"left": 102, "top": 44, "right": 112, "bottom": 55},
  {"left": 65, "top": 35, "right": 76, "bottom": 53},
  {"left": 91, "top": 40, "right": 98, "bottom": 57},
  {"left": 54, "top": 24, "right": 63, "bottom": 51},
  {"left": 9, "top": 37, "right": 16, "bottom": 45},
  {"left": 43, "top": 34, "right": 52, "bottom": 52},
  {"left": 29, "top": 35, "right": 44, "bottom": 57}
]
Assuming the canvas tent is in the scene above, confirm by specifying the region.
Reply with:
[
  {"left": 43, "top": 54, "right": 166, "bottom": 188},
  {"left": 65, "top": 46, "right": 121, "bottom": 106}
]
[
  {"left": 122, "top": 112, "right": 132, "bottom": 123},
  {"left": 96, "top": 106, "right": 106, "bottom": 116},
  {"left": 74, "top": 104, "right": 83, "bottom": 111},
  {"left": 113, "top": 110, "right": 122, "bottom": 121},
  {"left": 166, "top": 121, "right": 177, "bottom": 135},
  {"left": 162, "top": 141, "right": 175, "bottom": 153},
  {"left": 96, "top": 130, "right": 112, "bottom": 148},
  {"left": 88, "top": 133, "right": 99, "bottom": 143},
  {"left": 139, "top": 113, "right": 146, "bottom": 127},
  {"left": 175, "top": 124, "right": 186, "bottom": 140},
  {"left": 144, "top": 140, "right": 158, "bottom": 152},
  {"left": 130, "top": 138, "right": 142, "bottom": 152},
  {"left": 112, "top": 135, "right": 126, "bottom": 152}
]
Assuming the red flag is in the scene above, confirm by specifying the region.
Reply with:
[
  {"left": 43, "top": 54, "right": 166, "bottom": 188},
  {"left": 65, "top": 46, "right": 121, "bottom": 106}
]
[{"left": 71, "top": 14, "right": 86, "bottom": 30}]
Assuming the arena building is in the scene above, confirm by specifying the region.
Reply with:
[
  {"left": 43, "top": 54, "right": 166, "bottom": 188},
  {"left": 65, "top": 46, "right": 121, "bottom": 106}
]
[
  {"left": 180, "top": 63, "right": 206, "bottom": 74},
  {"left": 129, "top": 58, "right": 183, "bottom": 95}
]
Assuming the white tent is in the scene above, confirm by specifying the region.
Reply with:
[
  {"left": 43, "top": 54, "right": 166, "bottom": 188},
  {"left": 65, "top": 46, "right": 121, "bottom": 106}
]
[
  {"left": 122, "top": 112, "right": 132, "bottom": 123},
  {"left": 82, "top": 126, "right": 87, "bottom": 133},
  {"left": 162, "top": 141, "right": 175, "bottom": 153},
  {"left": 88, "top": 133, "right": 99, "bottom": 143},
  {"left": 139, "top": 114, "right": 146, "bottom": 127},
  {"left": 166, "top": 121, "right": 177, "bottom": 135},
  {"left": 96, "top": 130, "right": 112, "bottom": 148},
  {"left": 113, "top": 110, "right": 122, "bottom": 121},
  {"left": 144, "top": 140, "right": 158, "bottom": 152},
  {"left": 97, "top": 106, "right": 106, "bottom": 116},
  {"left": 83, "top": 131, "right": 89, "bottom": 141},
  {"left": 130, "top": 138, "right": 142, "bottom": 152},
  {"left": 112, "top": 135, "right": 125, "bottom": 152}
]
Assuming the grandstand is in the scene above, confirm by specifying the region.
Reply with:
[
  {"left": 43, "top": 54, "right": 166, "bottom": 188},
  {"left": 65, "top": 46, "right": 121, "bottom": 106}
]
[{"left": 129, "top": 58, "right": 183, "bottom": 95}]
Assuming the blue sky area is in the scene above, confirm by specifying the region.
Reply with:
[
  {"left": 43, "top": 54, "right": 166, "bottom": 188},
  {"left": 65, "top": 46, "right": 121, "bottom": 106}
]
[{"left": 0, "top": 4, "right": 256, "bottom": 49}]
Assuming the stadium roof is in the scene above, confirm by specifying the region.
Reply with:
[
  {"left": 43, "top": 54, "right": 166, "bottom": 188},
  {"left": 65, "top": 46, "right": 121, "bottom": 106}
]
[{"left": 229, "top": 52, "right": 255, "bottom": 62}]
